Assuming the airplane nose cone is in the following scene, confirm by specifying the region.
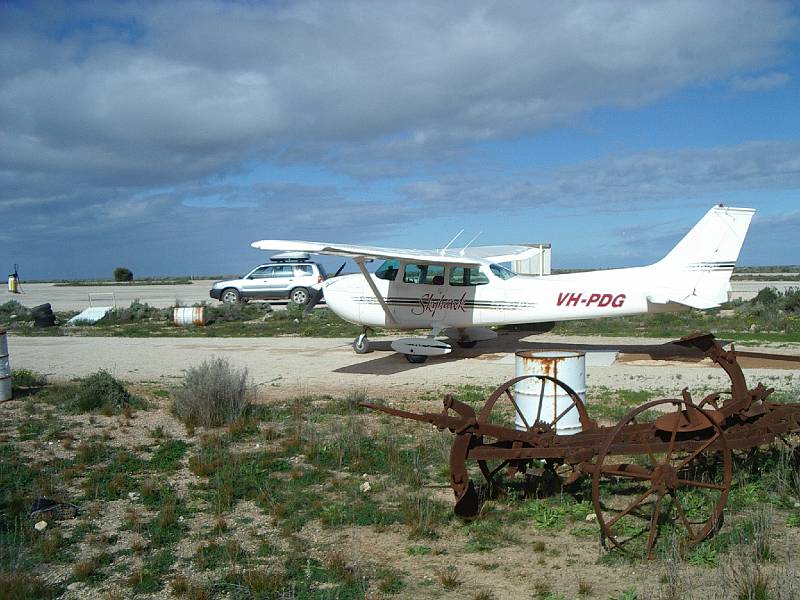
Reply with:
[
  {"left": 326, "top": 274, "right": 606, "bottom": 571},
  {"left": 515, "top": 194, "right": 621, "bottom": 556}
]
[{"left": 321, "top": 275, "right": 360, "bottom": 323}]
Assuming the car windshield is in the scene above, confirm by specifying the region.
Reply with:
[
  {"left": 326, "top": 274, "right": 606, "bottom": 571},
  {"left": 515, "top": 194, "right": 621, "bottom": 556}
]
[{"left": 490, "top": 263, "right": 517, "bottom": 280}]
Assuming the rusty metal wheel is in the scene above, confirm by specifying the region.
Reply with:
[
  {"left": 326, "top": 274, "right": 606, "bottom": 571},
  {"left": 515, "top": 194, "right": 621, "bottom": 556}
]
[
  {"left": 592, "top": 398, "right": 731, "bottom": 560},
  {"left": 473, "top": 375, "right": 593, "bottom": 492}
]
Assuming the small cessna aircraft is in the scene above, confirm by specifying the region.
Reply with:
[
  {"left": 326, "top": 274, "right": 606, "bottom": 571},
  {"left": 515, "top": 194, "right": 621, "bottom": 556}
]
[{"left": 253, "top": 205, "right": 754, "bottom": 363}]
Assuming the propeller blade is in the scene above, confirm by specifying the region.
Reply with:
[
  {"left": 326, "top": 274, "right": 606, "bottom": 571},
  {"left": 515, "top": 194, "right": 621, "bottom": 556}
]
[
  {"left": 304, "top": 262, "right": 345, "bottom": 316},
  {"left": 304, "top": 288, "right": 324, "bottom": 315}
]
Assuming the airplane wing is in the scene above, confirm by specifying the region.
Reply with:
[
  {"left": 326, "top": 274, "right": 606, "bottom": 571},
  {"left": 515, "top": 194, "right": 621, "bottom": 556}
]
[
  {"left": 251, "top": 240, "right": 482, "bottom": 266},
  {"left": 461, "top": 245, "right": 545, "bottom": 263},
  {"left": 252, "top": 240, "right": 545, "bottom": 266}
]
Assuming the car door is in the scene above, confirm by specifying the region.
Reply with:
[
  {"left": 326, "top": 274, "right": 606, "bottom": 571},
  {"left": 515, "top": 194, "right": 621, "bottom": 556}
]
[
  {"left": 266, "top": 264, "right": 296, "bottom": 296},
  {"left": 240, "top": 266, "right": 274, "bottom": 298}
]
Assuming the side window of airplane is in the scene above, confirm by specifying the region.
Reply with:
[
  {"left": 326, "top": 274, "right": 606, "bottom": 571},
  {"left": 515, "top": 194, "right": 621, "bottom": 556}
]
[
  {"left": 449, "top": 267, "right": 489, "bottom": 286},
  {"left": 375, "top": 259, "right": 399, "bottom": 281},
  {"left": 403, "top": 263, "right": 422, "bottom": 284},
  {"left": 403, "top": 264, "right": 446, "bottom": 285},
  {"left": 489, "top": 263, "right": 518, "bottom": 280},
  {"left": 422, "top": 265, "right": 445, "bottom": 285}
]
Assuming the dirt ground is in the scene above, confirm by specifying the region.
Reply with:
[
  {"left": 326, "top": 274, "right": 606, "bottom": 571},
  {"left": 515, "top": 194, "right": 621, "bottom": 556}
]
[
  {"left": 3, "top": 333, "right": 800, "bottom": 599},
  {"left": 8, "top": 332, "right": 800, "bottom": 396}
]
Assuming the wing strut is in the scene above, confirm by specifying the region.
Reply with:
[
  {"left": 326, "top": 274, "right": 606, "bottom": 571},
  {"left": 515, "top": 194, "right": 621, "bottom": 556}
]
[{"left": 354, "top": 257, "right": 398, "bottom": 326}]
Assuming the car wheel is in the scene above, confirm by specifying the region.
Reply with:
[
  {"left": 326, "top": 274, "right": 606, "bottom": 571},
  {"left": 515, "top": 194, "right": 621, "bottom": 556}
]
[
  {"left": 290, "top": 287, "right": 309, "bottom": 305},
  {"left": 221, "top": 288, "right": 241, "bottom": 304}
]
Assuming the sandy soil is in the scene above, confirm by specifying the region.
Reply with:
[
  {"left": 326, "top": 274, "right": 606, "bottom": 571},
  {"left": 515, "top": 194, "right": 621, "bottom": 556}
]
[{"left": 7, "top": 332, "right": 799, "bottom": 401}]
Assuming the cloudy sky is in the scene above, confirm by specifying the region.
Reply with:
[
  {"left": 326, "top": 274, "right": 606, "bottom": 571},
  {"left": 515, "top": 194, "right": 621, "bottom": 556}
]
[{"left": 2, "top": 0, "right": 799, "bottom": 279}]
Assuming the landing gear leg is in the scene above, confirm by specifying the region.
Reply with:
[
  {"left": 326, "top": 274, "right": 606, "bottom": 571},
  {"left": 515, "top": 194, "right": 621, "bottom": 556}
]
[{"left": 353, "top": 329, "right": 372, "bottom": 354}]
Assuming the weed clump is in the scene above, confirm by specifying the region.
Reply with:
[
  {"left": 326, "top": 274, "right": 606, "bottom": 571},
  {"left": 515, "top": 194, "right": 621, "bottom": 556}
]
[
  {"left": 172, "top": 358, "right": 251, "bottom": 427},
  {"left": 0, "top": 300, "right": 32, "bottom": 325},
  {"left": 11, "top": 369, "right": 47, "bottom": 392},
  {"left": 99, "top": 301, "right": 169, "bottom": 325},
  {"left": 71, "top": 371, "right": 142, "bottom": 414}
]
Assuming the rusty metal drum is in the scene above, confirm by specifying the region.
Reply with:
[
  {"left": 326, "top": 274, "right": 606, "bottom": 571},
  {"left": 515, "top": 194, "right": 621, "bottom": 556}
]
[
  {"left": 172, "top": 307, "right": 206, "bottom": 327},
  {"left": 0, "top": 329, "right": 10, "bottom": 401},
  {"left": 514, "top": 350, "right": 586, "bottom": 435}
]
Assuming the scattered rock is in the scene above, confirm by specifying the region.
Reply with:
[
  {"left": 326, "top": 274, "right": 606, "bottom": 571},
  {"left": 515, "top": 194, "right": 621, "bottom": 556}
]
[
  {"left": 34, "top": 520, "right": 48, "bottom": 531},
  {"left": 585, "top": 513, "right": 597, "bottom": 522},
  {"left": 359, "top": 481, "right": 371, "bottom": 493}
]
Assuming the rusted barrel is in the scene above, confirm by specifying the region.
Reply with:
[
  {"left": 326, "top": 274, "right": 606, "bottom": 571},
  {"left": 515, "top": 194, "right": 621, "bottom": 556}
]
[
  {"left": 514, "top": 350, "right": 586, "bottom": 435},
  {"left": 172, "top": 306, "right": 206, "bottom": 327},
  {"left": 0, "top": 329, "right": 10, "bottom": 401}
]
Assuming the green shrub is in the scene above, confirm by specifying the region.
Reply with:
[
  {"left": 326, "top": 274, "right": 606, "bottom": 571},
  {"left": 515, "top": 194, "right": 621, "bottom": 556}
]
[
  {"left": 0, "top": 301, "right": 32, "bottom": 324},
  {"left": 99, "top": 301, "right": 169, "bottom": 324},
  {"left": 71, "top": 371, "right": 139, "bottom": 413},
  {"left": 113, "top": 267, "right": 133, "bottom": 282},
  {"left": 204, "top": 302, "right": 270, "bottom": 323},
  {"left": 10, "top": 369, "right": 47, "bottom": 391},
  {"left": 172, "top": 358, "right": 250, "bottom": 427}
]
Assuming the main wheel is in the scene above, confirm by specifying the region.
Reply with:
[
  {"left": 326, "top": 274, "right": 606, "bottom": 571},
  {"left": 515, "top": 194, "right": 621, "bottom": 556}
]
[
  {"left": 290, "top": 287, "right": 310, "bottom": 305},
  {"left": 473, "top": 375, "right": 593, "bottom": 491},
  {"left": 592, "top": 399, "right": 731, "bottom": 560},
  {"left": 457, "top": 340, "right": 477, "bottom": 348},
  {"left": 405, "top": 354, "right": 427, "bottom": 364},
  {"left": 221, "top": 288, "right": 241, "bottom": 304}
]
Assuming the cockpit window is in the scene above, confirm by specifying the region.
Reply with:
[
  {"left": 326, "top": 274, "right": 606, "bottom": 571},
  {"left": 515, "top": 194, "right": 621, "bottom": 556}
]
[
  {"left": 490, "top": 263, "right": 517, "bottom": 280},
  {"left": 375, "top": 259, "right": 399, "bottom": 281},
  {"left": 449, "top": 267, "right": 489, "bottom": 286},
  {"left": 403, "top": 263, "right": 445, "bottom": 285}
]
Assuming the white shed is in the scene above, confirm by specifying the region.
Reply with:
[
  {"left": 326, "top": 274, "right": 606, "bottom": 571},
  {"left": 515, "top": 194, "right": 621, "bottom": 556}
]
[{"left": 512, "top": 244, "right": 551, "bottom": 276}]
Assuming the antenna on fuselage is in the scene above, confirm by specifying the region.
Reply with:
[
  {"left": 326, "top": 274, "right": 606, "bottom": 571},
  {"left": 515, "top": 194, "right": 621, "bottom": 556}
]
[
  {"left": 459, "top": 231, "right": 482, "bottom": 255},
  {"left": 440, "top": 229, "right": 464, "bottom": 255}
]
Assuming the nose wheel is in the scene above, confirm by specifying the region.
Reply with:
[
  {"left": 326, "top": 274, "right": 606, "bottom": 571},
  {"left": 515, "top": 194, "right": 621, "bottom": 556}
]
[{"left": 353, "top": 331, "right": 372, "bottom": 354}]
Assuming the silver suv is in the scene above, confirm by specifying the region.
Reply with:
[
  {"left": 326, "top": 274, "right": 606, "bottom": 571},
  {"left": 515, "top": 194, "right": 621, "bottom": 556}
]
[{"left": 209, "top": 253, "right": 327, "bottom": 304}]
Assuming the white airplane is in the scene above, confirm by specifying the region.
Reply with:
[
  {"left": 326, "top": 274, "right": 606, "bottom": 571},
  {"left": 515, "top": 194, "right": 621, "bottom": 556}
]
[{"left": 252, "top": 205, "right": 754, "bottom": 363}]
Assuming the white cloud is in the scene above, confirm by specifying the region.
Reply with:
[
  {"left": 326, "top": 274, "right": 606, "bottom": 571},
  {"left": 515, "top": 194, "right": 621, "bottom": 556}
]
[
  {"left": 1, "top": 0, "right": 798, "bottom": 275},
  {"left": 731, "top": 72, "right": 791, "bottom": 92},
  {"left": 1, "top": 0, "right": 796, "bottom": 198},
  {"left": 400, "top": 140, "right": 800, "bottom": 210}
]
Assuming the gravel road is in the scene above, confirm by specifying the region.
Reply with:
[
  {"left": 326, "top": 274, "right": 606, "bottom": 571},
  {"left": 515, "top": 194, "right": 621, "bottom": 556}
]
[
  {"left": 7, "top": 332, "right": 798, "bottom": 400},
  {"left": 4, "top": 278, "right": 798, "bottom": 311}
]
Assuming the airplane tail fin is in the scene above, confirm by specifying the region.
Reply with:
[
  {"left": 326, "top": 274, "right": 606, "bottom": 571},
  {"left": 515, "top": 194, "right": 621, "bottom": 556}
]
[{"left": 648, "top": 205, "right": 755, "bottom": 309}]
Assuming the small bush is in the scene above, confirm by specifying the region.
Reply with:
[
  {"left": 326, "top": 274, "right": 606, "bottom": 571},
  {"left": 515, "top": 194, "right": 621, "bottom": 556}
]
[
  {"left": 71, "top": 371, "right": 141, "bottom": 414},
  {"left": 0, "top": 300, "right": 32, "bottom": 324},
  {"left": 113, "top": 267, "right": 133, "bottom": 282},
  {"left": 205, "top": 302, "right": 269, "bottom": 323},
  {"left": 100, "top": 301, "right": 169, "bottom": 325},
  {"left": 11, "top": 369, "right": 47, "bottom": 391},
  {"left": 172, "top": 358, "right": 250, "bottom": 427}
]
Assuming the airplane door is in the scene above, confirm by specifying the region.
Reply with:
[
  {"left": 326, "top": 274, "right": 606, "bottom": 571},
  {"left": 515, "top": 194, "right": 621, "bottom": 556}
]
[{"left": 391, "top": 263, "right": 472, "bottom": 327}]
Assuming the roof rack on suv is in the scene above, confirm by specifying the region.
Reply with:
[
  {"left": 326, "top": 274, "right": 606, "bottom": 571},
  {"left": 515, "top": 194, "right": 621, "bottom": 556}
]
[{"left": 270, "top": 252, "right": 310, "bottom": 262}]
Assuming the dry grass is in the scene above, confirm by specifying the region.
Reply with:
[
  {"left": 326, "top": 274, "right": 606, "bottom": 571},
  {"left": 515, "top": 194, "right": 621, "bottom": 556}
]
[{"left": 172, "top": 357, "right": 250, "bottom": 427}]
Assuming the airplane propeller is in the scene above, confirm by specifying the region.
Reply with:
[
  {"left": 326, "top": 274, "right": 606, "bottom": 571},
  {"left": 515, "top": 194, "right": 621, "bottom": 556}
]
[{"left": 304, "top": 262, "right": 346, "bottom": 315}]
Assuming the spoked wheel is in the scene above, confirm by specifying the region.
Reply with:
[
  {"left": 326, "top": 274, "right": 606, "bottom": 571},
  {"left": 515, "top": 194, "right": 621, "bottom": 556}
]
[
  {"left": 592, "top": 399, "right": 731, "bottom": 560},
  {"left": 473, "top": 375, "right": 594, "bottom": 492}
]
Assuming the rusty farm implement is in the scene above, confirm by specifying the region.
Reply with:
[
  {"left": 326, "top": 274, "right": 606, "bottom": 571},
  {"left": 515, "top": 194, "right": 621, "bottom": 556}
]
[{"left": 361, "top": 333, "right": 800, "bottom": 559}]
